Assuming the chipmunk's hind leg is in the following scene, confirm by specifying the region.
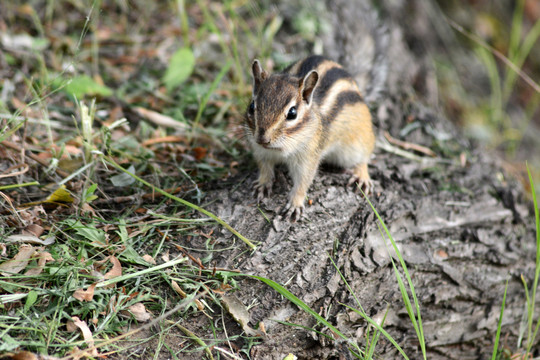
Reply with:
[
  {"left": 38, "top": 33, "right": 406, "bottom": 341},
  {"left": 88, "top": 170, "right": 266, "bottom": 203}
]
[{"left": 347, "top": 162, "right": 373, "bottom": 196}]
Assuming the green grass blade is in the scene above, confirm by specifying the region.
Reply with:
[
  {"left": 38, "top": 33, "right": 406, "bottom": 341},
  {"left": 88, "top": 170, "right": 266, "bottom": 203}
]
[
  {"left": 504, "top": 16, "right": 540, "bottom": 102},
  {"left": 491, "top": 279, "right": 509, "bottom": 360},
  {"left": 329, "top": 255, "right": 407, "bottom": 358},
  {"left": 508, "top": 0, "right": 525, "bottom": 60},
  {"left": 475, "top": 47, "right": 504, "bottom": 128},
  {"left": 328, "top": 255, "right": 365, "bottom": 314},
  {"left": 526, "top": 162, "right": 540, "bottom": 353},
  {"left": 363, "top": 193, "right": 426, "bottom": 359},
  {"left": 272, "top": 319, "right": 335, "bottom": 341},
  {"left": 192, "top": 60, "right": 232, "bottom": 129},
  {"left": 518, "top": 274, "right": 531, "bottom": 348},
  {"left": 343, "top": 304, "right": 410, "bottom": 360},
  {"left": 102, "top": 155, "right": 257, "bottom": 250},
  {"left": 366, "top": 309, "right": 388, "bottom": 359},
  {"left": 244, "top": 274, "right": 363, "bottom": 355}
]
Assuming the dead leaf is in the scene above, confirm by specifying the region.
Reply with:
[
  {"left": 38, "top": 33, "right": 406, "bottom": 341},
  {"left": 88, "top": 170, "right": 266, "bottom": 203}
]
[
  {"left": 128, "top": 302, "right": 152, "bottom": 322},
  {"left": 171, "top": 281, "right": 204, "bottom": 310},
  {"left": 161, "top": 251, "right": 170, "bottom": 262},
  {"left": 0, "top": 243, "right": 6, "bottom": 257},
  {"left": 6, "top": 234, "right": 55, "bottom": 246},
  {"left": 66, "top": 319, "right": 78, "bottom": 332},
  {"left": 0, "top": 245, "right": 36, "bottom": 276},
  {"left": 25, "top": 251, "right": 54, "bottom": 276},
  {"left": 192, "top": 146, "right": 208, "bottom": 161},
  {"left": 22, "top": 223, "right": 44, "bottom": 237},
  {"left": 73, "top": 283, "right": 97, "bottom": 302},
  {"left": 171, "top": 280, "right": 187, "bottom": 297},
  {"left": 221, "top": 293, "right": 258, "bottom": 336},
  {"left": 9, "top": 351, "right": 39, "bottom": 360},
  {"left": 142, "top": 254, "right": 156, "bottom": 264},
  {"left": 19, "top": 185, "right": 74, "bottom": 208},
  {"left": 71, "top": 316, "right": 98, "bottom": 356},
  {"left": 104, "top": 256, "right": 122, "bottom": 280}
]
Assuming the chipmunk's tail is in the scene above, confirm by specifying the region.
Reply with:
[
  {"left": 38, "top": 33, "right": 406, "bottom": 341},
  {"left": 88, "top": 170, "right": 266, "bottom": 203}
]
[{"left": 321, "top": 0, "right": 389, "bottom": 104}]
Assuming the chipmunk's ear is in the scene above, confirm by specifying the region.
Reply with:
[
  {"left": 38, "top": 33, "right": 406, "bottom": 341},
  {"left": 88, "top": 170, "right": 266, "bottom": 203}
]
[
  {"left": 300, "top": 70, "right": 319, "bottom": 105},
  {"left": 251, "top": 60, "right": 268, "bottom": 94}
]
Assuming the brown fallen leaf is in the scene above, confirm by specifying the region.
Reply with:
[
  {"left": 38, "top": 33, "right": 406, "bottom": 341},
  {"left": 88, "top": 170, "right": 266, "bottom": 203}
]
[
  {"left": 127, "top": 302, "right": 152, "bottom": 322},
  {"left": 22, "top": 223, "right": 44, "bottom": 237},
  {"left": 66, "top": 319, "right": 78, "bottom": 332},
  {"left": 104, "top": 256, "right": 122, "bottom": 280},
  {"left": 25, "top": 251, "right": 54, "bottom": 276},
  {"left": 192, "top": 146, "right": 207, "bottom": 161},
  {"left": 73, "top": 283, "right": 97, "bottom": 302},
  {"left": 71, "top": 316, "right": 98, "bottom": 357},
  {"left": 6, "top": 234, "right": 55, "bottom": 246},
  {"left": 142, "top": 254, "right": 156, "bottom": 264},
  {"left": 0, "top": 245, "right": 36, "bottom": 276},
  {"left": 171, "top": 280, "right": 204, "bottom": 310},
  {"left": 9, "top": 350, "right": 39, "bottom": 360},
  {"left": 171, "top": 280, "right": 187, "bottom": 297},
  {"left": 221, "top": 293, "right": 259, "bottom": 336}
]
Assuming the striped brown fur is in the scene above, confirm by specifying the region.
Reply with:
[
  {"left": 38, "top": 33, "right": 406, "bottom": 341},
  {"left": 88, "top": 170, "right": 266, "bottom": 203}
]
[{"left": 246, "top": 56, "right": 375, "bottom": 221}]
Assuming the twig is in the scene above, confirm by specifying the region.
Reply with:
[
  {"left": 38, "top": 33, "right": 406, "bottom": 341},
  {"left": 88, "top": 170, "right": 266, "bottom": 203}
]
[
  {"left": 383, "top": 131, "right": 437, "bottom": 157},
  {"left": 1, "top": 140, "right": 70, "bottom": 178},
  {"left": 0, "top": 164, "right": 29, "bottom": 179}
]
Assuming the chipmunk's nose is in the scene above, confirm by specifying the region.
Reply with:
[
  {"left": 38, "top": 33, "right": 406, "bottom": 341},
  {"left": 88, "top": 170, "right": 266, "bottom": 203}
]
[{"left": 256, "top": 130, "right": 271, "bottom": 145}]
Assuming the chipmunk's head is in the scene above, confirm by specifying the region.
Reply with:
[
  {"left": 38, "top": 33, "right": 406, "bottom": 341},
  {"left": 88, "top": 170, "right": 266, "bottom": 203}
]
[{"left": 245, "top": 60, "right": 319, "bottom": 153}]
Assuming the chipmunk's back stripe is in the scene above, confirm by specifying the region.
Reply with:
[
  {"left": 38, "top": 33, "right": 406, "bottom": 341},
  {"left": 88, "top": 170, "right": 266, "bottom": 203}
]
[
  {"left": 295, "top": 55, "right": 327, "bottom": 77},
  {"left": 282, "top": 61, "right": 298, "bottom": 74},
  {"left": 323, "top": 91, "right": 364, "bottom": 124},
  {"left": 314, "top": 67, "right": 352, "bottom": 103}
]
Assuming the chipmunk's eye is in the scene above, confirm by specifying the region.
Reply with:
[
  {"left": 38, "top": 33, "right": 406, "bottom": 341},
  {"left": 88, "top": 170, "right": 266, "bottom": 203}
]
[
  {"left": 286, "top": 106, "right": 297, "bottom": 120},
  {"left": 248, "top": 101, "right": 255, "bottom": 114}
]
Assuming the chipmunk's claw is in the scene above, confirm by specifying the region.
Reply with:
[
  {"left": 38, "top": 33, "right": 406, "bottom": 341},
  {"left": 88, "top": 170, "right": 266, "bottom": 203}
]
[
  {"left": 253, "top": 180, "right": 272, "bottom": 203},
  {"left": 348, "top": 176, "right": 374, "bottom": 196},
  {"left": 281, "top": 203, "right": 304, "bottom": 222}
]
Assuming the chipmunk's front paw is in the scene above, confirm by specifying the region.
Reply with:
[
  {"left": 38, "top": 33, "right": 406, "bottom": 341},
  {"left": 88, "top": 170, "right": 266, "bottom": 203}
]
[
  {"left": 348, "top": 163, "right": 374, "bottom": 197},
  {"left": 281, "top": 203, "right": 304, "bottom": 222},
  {"left": 347, "top": 175, "right": 374, "bottom": 196},
  {"left": 253, "top": 180, "right": 272, "bottom": 203}
]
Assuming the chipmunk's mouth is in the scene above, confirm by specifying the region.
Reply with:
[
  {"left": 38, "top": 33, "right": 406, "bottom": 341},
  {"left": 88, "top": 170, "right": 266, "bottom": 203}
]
[{"left": 261, "top": 144, "right": 279, "bottom": 150}]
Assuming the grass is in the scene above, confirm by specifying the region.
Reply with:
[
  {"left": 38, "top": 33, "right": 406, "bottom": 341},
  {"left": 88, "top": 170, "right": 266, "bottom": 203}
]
[
  {"left": 437, "top": 1, "right": 540, "bottom": 185},
  {"left": 0, "top": 0, "right": 266, "bottom": 357},
  {"left": 1, "top": 0, "right": 539, "bottom": 359}
]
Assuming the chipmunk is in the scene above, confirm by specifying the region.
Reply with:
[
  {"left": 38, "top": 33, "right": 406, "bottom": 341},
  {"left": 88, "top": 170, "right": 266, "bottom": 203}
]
[{"left": 245, "top": 55, "right": 376, "bottom": 221}]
